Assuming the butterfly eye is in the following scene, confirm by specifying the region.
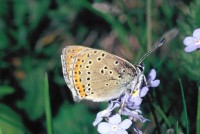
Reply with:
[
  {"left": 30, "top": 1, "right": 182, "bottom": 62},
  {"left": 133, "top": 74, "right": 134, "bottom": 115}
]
[{"left": 136, "top": 64, "right": 144, "bottom": 72}]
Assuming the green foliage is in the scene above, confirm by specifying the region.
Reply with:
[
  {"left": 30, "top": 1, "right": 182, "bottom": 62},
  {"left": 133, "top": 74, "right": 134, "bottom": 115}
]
[
  {"left": 197, "top": 84, "right": 200, "bottom": 133},
  {"left": 53, "top": 102, "right": 97, "bottom": 134},
  {"left": 177, "top": 0, "right": 200, "bottom": 81},
  {"left": 180, "top": 52, "right": 200, "bottom": 81},
  {"left": 16, "top": 68, "right": 45, "bottom": 120},
  {"left": 44, "top": 74, "right": 53, "bottom": 134},
  {"left": 0, "top": 0, "right": 199, "bottom": 133},
  {"left": 0, "top": 104, "right": 27, "bottom": 134},
  {"left": 0, "top": 86, "right": 14, "bottom": 98},
  {"left": 179, "top": 79, "right": 189, "bottom": 134}
]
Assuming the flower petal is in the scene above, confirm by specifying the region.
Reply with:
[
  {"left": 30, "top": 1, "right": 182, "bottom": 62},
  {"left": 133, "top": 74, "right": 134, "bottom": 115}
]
[
  {"left": 116, "top": 130, "right": 128, "bottom": 134},
  {"left": 133, "top": 127, "right": 143, "bottom": 134},
  {"left": 150, "top": 80, "right": 160, "bottom": 87},
  {"left": 193, "top": 28, "right": 200, "bottom": 39},
  {"left": 109, "top": 114, "right": 121, "bottom": 124},
  {"left": 119, "top": 119, "right": 132, "bottom": 129},
  {"left": 140, "top": 86, "right": 149, "bottom": 97},
  {"left": 133, "top": 96, "right": 143, "bottom": 106},
  {"left": 129, "top": 95, "right": 143, "bottom": 106},
  {"left": 121, "top": 108, "right": 132, "bottom": 116},
  {"left": 93, "top": 117, "right": 103, "bottom": 126},
  {"left": 184, "top": 45, "right": 197, "bottom": 52},
  {"left": 137, "top": 115, "right": 150, "bottom": 122},
  {"left": 97, "top": 122, "right": 112, "bottom": 134},
  {"left": 183, "top": 37, "right": 195, "bottom": 46},
  {"left": 111, "top": 103, "right": 120, "bottom": 110},
  {"left": 96, "top": 110, "right": 110, "bottom": 118},
  {"left": 148, "top": 69, "right": 156, "bottom": 81}
]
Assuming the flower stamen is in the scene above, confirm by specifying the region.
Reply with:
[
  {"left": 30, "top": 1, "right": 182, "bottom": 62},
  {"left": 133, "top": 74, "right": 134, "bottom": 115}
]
[
  {"left": 132, "top": 89, "right": 139, "bottom": 97},
  {"left": 111, "top": 125, "right": 118, "bottom": 131},
  {"left": 195, "top": 38, "right": 200, "bottom": 45}
]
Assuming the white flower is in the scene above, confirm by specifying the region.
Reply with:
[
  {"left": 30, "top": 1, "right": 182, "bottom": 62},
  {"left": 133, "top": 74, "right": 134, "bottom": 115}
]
[
  {"left": 183, "top": 28, "right": 200, "bottom": 52},
  {"left": 97, "top": 114, "right": 132, "bottom": 134}
]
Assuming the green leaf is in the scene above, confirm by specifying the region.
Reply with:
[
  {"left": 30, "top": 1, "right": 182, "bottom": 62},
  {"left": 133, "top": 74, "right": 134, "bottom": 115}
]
[
  {"left": 27, "top": 1, "right": 50, "bottom": 31},
  {"left": 0, "top": 104, "right": 27, "bottom": 134},
  {"left": 0, "top": 86, "right": 15, "bottom": 98},
  {"left": 0, "top": 31, "right": 8, "bottom": 49},
  {"left": 16, "top": 68, "right": 45, "bottom": 120},
  {"left": 53, "top": 102, "right": 97, "bottom": 134}
]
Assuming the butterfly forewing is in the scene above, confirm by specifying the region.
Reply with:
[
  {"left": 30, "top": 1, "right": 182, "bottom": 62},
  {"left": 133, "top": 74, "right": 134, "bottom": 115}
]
[{"left": 70, "top": 47, "right": 137, "bottom": 102}]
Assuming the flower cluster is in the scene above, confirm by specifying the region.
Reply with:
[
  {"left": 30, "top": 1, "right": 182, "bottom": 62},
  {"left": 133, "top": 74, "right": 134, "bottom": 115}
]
[
  {"left": 183, "top": 28, "right": 200, "bottom": 52},
  {"left": 93, "top": 69, "right": 160, "bottom": 134}
]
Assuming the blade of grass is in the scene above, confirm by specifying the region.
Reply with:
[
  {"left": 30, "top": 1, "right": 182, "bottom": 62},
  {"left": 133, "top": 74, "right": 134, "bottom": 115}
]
[
  {"left": 44, "top": 74, "right": 53, "bottom": 134},
  {"left": 179, "top": 78, "right": 189, "bottom": 134},
  {"left": 175, "top": 122, "right": 179, "bottom": 134},
  {"left": 0, "top": 127, "right": 2, "bottom": 134},
  {"left": 152, "top": 103, "right": 171, "bottom": 127},
  {"left": 197, "top": 83, "right": 200, "bottom": 133},
  {"left": 118, "top": 0, "right": 137, "bottom": 36}
]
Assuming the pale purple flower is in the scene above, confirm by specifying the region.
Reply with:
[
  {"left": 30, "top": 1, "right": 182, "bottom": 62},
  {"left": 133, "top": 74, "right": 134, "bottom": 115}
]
[
  {"left": 183, "top": 28, "right": 200, "bottom": 52},
  {"left": 97, "top": 114, "right": 132, "bottom": 134},
  {"left": 93, "top": 101, "right": 120, "bottom": 126},
  {"left": 133, "top": 128, "right": 143, "bottom": 134},
  {"left": 147, "top": 69, "right": 160, "bottom": 88},
  {"left": 124, "top": 69, "right": 160, "bottom": 109},
  {"left": 140, "top": 86, "right": 149, "bottom": 97},
  {"left": 121, "top": 108, "right": 149, "bottom": 123},
  {"left": 122, "top": 91, "right": 142, "bottom": 110},
  {"left": 94, "top": 69, "right": 160, "bottom": 134},
  {"left": 140, "top": 69, "right": 160, "bottom": 97}
]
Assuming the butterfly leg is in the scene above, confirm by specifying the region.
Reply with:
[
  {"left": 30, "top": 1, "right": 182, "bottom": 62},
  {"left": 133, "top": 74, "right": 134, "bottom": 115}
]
[
  {"left": 119, "top": 91, "right": 130, "bottom": 113},
  {"left": 142, "top": 75, "right": 148, "bottom": 87},
  {"left": 133, "top": 74, "right": 145, "bottom": 91}
]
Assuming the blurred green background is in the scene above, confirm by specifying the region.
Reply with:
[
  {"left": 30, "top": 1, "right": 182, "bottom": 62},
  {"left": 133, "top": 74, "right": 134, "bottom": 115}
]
[{"left": 0, "top": 0, "right": 200, "bottom": 134}]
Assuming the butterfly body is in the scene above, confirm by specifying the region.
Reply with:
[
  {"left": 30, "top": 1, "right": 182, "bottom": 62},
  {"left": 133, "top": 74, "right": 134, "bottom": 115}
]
[{"left": 61, "top": 45, "right": 144, "bottom": 102}]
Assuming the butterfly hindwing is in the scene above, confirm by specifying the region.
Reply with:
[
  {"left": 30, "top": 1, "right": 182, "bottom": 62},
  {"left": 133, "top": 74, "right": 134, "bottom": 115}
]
[{"left": 61, "top": 45, "right": 91, "bottom": 101}]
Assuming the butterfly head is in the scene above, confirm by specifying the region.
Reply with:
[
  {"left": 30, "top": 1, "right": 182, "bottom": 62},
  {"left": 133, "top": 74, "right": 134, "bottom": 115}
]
[
  {"left": 136, "top": 62, "right": 144, "bottom": 73},
  {"left": 130, "top": 38, "right": 166, "bottom": 92}
]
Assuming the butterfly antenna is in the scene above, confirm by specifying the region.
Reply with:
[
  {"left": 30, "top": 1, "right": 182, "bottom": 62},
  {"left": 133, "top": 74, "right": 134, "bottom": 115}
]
[{"left": 138, "top": 38, "right": 167, "bottom": 65}]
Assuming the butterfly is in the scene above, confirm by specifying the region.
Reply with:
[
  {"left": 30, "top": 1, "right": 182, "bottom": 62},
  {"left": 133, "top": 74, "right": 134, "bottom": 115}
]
[{"left": 61, "top": 38, "right": 166, "bottom": 102}]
